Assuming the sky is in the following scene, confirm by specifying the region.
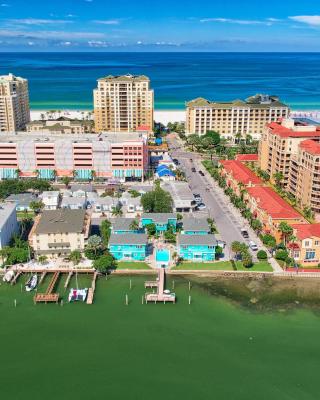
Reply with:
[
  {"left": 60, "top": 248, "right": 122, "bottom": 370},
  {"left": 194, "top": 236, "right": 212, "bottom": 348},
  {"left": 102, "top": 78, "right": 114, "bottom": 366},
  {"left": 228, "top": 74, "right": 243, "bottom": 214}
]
[{"left": 0, "top": 0, "right": 320, "bottom": 51}]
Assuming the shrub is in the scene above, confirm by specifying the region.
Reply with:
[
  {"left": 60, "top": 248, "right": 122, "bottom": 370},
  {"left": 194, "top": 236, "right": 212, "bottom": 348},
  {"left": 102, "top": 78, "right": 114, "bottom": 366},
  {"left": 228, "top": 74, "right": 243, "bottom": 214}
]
[
  {"left": 275, "top": 249, "right": 288, "bottom": 261},
  {"left": 257, "top": 250, "right": 267, "bottom": 260}
]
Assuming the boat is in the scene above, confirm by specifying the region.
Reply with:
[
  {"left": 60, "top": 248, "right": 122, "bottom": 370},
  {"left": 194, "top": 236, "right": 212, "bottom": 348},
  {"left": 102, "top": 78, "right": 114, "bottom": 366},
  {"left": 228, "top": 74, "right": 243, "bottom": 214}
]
[
  {"left": 25, "top": 274, "right": 38, "bottom": 292},
  {"left": 68, "top": 288, "right": 88, "bottom": 302},
  {"left": 3, "top": 270, "right": 14, "bottom": 283}
]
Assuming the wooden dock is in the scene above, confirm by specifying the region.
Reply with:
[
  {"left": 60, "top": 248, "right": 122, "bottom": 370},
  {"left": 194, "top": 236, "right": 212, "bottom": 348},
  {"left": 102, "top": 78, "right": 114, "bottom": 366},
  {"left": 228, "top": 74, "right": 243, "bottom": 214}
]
[
  {"left": 39, "top": 271, "right": 47, "bottom": 284},
  {"left": 11, "top": 271, "right": 22, "bottom": 285},
  {"left": 86, "top": 271, "right": 98, "bottom": 305},
  {"left": 34, "top": 272, "right": 60, "bottom": 304},
  {"left": 145, "top": 269, "right": 175, "bottom": 303},
  {"left": 64, "top": 271, "right": 73, "bottom": 289}
]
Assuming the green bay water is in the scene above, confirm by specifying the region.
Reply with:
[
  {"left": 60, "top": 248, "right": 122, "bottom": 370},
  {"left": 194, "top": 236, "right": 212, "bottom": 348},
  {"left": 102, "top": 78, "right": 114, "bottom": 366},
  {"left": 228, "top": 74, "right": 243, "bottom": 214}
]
[
  {"left": 2, "top": 52, "right": 320, "bottom": 110},
  {"left": 0, "top": 274, "right": 319, "bottom": 400}
]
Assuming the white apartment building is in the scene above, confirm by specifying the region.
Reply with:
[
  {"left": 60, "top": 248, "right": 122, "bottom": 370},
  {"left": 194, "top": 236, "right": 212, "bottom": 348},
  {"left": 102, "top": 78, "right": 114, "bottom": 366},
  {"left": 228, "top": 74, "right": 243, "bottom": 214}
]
[
  {"left": 0, "top": 202, "right": 19, "bottom": 249},
  {"left": 0, "top": 73, "right": 30, "bottom": 132}
]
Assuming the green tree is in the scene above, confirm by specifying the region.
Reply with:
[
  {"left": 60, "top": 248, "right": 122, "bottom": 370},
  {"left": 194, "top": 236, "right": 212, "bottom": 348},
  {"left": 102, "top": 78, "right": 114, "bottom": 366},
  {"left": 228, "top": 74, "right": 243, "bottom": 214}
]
[
  {"left": 129, "top": 219, "right": 140, "bottom": 231},
  {"left": 250, "top": 219, "right": 263, "bottom": 233},
  {"left": 141, "top": 184, "right": 173, "bottom": 213},
  {"left": 187, "top": 134, "right": 202, "bottom": 151},
  {"left": 62, "top": 176, "right": 71, "bottom": 188},
  {"left": 111, "top": 205, "right": 123, "bottom": 217},
  {"left": 262, "top": 234, "right": 276, "bottom": 249},
  {"left": 69, "top": 250, "right": 82, "bottom": 265},
  {"left": 242, "top": 251, "right": 253, "bottom": 268},
  {"left": 145, "top": 223, "right": 156, "bottom": 237},
  {"left": 29, "top": 200, "right": 44, "bottom": 214},
  {"left": 231, "top": 241, "right": 243, "bottom": 259},
  {"left": 303, "top": 206, "right": 314, "bottom": 220},
  {"left": 100, "top": 220, "right": 111, "bottom": 246},
  {"left": 164, "top": 227, "right": 176, "bottom": 243},
  {"left": 87, "top": 235, "right": 102, "bottom": 257},
  {"left": 93, "top": 253, "right": 116, "bottom": 273},
  {"left": 273, "top": 172, "right": 284, "bottom": 188},
  {"left": 275, "top": 249, "right": 288, "bottom": 261},
  {"left": 278, "top": 222, "right": 293, "bottom": 244}
]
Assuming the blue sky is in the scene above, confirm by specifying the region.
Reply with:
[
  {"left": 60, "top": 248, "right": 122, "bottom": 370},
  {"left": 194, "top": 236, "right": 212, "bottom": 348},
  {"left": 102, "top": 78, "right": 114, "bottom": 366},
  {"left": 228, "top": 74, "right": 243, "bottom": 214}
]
[{"left": 0, "top": 0, "right": 320, "bottom": 51}]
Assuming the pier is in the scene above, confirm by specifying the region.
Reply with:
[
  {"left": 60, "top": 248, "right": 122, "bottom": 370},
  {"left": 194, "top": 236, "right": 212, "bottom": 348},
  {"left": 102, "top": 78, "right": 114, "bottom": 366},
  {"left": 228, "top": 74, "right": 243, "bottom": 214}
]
[
  {"left": 34, "top": 271, "right": 60, "bottom": 303},
  {"left": 86, "top": 271, "right": 98, "bottom": 305},
  {"left": 145, "top": 268, "right": 176, "bottom": 303}
]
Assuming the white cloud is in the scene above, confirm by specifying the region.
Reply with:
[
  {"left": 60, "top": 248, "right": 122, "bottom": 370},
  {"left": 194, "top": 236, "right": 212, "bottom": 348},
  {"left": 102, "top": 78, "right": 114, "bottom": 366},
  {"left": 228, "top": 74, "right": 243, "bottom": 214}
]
[
  {"left": 200, "top": 18, "right": 274, "bottom": 25},
  {"left": 8, "top": 18, "right": 73, "bottom": 25},
  {"left": 289, "top": 15, "right": 320, "bottom": 26},
  {"left": 0, "top": 29, "right": 106, "bottom": 40},
  {"left": 88, "top": 40, "right": 109, "bottom": 47},
  {"left": 28, "top": 41, "right": 34, "bottom": 46},
  {"left": 59, "top": 41, "right": 72, "bottom": 46},
  {"left": 93, "top": 19, "right": 120, "bottom": 25},
  {"left": 1, "top": 3, "right": 10, "bottom": 6}
]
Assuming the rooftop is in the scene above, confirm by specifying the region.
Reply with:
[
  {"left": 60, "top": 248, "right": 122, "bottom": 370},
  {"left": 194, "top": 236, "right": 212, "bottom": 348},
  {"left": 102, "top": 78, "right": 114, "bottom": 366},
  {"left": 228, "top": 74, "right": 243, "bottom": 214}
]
[
  {"left": 178, "top": 234, "right": 217, "bottom": 246},
  {"left": 109, "top": 233, "right": 148, "bottom": 245},
  {"left": 299, "top": 140, "right": 320, "bottom": 155},
  {"left": 161, "top": 181, "right": 193, "bottom": 200},
  {"left": 141, "top": 213, "right": 177, "bottom": 223},
  {"left": 110, "top": 218, "right": 136, "bottom": 231},
  {"left": 268, "top": 121, "right": 320, "bottom": 139},
  {"left": 220, "top": 160, "right": 263, "bottom": 186},
  {"left": 0, "top": 202, "right": 16, "bottom": 228},
  {"left": 186, "top": 94, "right": 288, "bottom": 109},
  {"left": 291, "top": 223, "right": 320, "bottom": 240},
  {"left": 235, "top": 154, "right": 259, "bottom": 162},
  {"left": 6, "top": 192, "right": 36, "bottom": 205},
  {"left": 34, "top": 209, "right": 87, "bottom": 235},
  {"left": 246, "top": 186, "right": 302, "bottom": 220},
  {"left": 98, "top": 74, "right": 150, "bottom": 82},
  {"left": 182, "top": 216, "right": 210, "bottom": 232}
]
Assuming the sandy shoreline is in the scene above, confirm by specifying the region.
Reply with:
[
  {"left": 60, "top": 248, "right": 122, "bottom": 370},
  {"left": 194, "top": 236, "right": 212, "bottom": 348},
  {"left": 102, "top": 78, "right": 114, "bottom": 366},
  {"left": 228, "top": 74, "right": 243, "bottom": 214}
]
[
  {"left": 30, "top": 109, "right": 186, "bottom": 124},
  {"left": 30, "top": 109, "right": 320, "bottom": 126}
]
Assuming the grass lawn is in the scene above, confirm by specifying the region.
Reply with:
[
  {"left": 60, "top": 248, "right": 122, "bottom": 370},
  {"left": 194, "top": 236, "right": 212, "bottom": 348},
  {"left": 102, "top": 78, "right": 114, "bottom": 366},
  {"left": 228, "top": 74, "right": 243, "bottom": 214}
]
[
  {"left": 235, "top": 261, "right": 273, "bottom": 272},
  {"left": 116, "top": 261, "right": 151, "bottom": 270},
  {"left": 173, "top": 261, "right": 234, "bottom": 270},
  {"left": 17, "top": 210, "right": 35, "bottom": 219}
]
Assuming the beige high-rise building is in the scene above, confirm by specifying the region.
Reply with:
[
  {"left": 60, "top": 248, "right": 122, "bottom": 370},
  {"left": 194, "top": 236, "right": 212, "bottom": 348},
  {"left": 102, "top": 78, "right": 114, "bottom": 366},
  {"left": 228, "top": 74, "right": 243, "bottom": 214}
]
[
  {"left": 186, "top": 94, "right": 289, "bottom": 139},
  {"left": 0, "top": 73, "right": 30, "bottom": 132},
  {"left": 93, "top": 74, "right": 154, "bottom": 133},
  {"left": 258, "top": 119, "right": 320, "bottom": 188}
]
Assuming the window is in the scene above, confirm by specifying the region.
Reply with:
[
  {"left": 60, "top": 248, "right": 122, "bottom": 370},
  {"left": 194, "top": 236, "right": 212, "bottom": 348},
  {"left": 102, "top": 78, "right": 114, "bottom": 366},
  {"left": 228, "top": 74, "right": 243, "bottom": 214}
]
[
  {"left": 304, "top": 241, "right": 310, "bottom": 247},
  {"left": 315, "top": 241, "right": 320, "bottom": 246},
  {"left": 305, "top": 250, "right": 316, "bottom": 260}
]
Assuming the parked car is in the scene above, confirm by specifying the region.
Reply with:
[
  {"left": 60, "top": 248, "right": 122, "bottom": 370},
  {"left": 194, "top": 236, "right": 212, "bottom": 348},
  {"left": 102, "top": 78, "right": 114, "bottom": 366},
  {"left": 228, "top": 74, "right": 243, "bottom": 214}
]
[
  {"left": 173, "top": 158, "right": 179, "bottom": 165},
  {"left": 193, "top": 193, "right": 201, "bottom": 198},
  {"left": 248, "top": 241, "right": 258, "bottom": 251},
  {"left": 195, "top": 198, "right": 202, "bottom": 204},
  {"left": 191, "top": 167, "right": 196, "bottom": 172},
  {"left": 196, "top": 203, "right": 206, "bottom": 210},
  {"left": 240, "top": 228, "right": 249, "bottom": 238},
  {"left": 198, "top": 171, "right": 205, "bottom": 176}
]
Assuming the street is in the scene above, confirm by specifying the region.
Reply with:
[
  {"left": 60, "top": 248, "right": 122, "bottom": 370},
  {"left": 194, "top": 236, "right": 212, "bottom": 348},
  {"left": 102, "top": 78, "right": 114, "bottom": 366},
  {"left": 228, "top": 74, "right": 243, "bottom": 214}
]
[{"left": 167, "top": 135, "right": 282, "bottom": 271}]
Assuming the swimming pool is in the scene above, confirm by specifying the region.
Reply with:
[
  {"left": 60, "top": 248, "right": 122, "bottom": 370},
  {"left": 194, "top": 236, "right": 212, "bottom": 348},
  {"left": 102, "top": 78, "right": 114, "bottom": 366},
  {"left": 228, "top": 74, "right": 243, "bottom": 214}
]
[{"left": 156, "top": 249, "right": 170, "bottom": 262}]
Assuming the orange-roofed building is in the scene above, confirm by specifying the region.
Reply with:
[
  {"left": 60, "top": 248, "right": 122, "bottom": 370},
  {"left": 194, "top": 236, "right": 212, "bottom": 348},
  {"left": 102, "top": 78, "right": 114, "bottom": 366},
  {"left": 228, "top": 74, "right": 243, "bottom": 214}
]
[
  {"left": 245, "top": 186, "right": 306, "bottom": 242},
  {"left": 288, "top": 224, "right": 320, "bottom": 266},
  {"left": 220, "top": 160, "right": 263, "bottom": 196},
  {"left": 235, "top": 154, "right": 259, "bottom": 163}
]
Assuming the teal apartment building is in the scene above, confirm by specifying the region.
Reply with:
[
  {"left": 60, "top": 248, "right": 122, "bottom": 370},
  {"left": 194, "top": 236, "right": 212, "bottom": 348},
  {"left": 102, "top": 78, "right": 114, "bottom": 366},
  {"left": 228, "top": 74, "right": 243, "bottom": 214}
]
[
  {"left": 177, "top": 234, "right": 217, "bottom": 262},
  {"left": 141, "top": 213, "right": 177, "bottom": 233},
  {"left": 109, "top": 233, "right": 148, "bottom": 261}
]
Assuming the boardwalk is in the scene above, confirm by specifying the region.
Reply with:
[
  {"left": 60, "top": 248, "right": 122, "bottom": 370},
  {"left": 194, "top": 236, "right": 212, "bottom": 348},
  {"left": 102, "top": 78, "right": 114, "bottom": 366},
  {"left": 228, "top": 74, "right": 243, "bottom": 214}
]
[
  {"left": 145, "top": 269, "right": 176, "bottom": 303},
  {"left": 86, "top": 272, "right": 98, "bottom": 305},
  {"left": 34, "top": 272, "right": 60, "bottom": 303}
]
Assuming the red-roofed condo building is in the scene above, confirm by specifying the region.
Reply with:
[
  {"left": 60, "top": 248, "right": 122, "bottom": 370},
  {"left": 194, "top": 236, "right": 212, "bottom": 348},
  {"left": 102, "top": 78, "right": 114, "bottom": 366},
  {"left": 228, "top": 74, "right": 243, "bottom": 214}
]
[
  {"left": 259, "top": 118, "right": 320, "bottom": 215},
  {"left": 289, "top": 224, "right": 320, "bottom": 266},
  {"left": 245, "top": 186, "right": 305, "bottom": 242},
  {"left": 259, "top": 119, "right": 320, "bottom": 188},
  {"left": 220, "top": 160, "right": 263, "bottom": 196}
]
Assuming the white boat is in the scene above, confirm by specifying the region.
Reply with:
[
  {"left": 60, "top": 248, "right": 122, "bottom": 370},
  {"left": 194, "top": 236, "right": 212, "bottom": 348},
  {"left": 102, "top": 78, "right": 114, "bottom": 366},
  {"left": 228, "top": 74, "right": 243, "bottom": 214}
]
[
  {"left": 68, "top": 288, "right": 88, "bottom": 302},
  {"left": 2, "top": 270, "right": 14, "bottom": 282},
  {"left": 25, "top": 274, "right": 38, "bottom": 292}
]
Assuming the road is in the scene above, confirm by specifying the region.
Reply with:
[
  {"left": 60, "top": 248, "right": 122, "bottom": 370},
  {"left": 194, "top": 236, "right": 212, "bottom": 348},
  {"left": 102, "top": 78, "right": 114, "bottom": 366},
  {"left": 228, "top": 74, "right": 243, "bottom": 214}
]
[{"left": 167, "top": 135, "right": 282, "bottom": 271}]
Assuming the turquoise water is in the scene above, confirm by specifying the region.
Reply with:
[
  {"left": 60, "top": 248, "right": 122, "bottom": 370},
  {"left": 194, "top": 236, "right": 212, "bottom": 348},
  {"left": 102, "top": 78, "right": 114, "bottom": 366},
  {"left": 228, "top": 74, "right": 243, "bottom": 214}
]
[
  {"left": 1, "top": 52, "right": 320, "bottom": 110},
  {"left": 156, "top": 249, "right": 170, "bottom": 262}
]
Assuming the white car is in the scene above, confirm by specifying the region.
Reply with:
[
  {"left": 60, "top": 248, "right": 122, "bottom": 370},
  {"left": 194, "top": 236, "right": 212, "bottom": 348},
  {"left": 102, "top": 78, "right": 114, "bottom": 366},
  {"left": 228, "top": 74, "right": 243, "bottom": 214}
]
[
  {"left": 197, "top": 203, "right": 206, "bottom": 210},
  {"left": 249, "top": 241, "right": 258, "bottom": 251}
]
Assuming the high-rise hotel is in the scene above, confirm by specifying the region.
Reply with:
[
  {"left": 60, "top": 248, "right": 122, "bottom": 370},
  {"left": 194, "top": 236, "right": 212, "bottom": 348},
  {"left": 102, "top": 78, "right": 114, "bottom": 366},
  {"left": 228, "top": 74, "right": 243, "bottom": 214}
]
[
  {"left": 186, "top": 94, "right": 289, "bottom": 140},
  {"left": 0, "top": 73, "right": 30, "bottom": 132},
  {"left": 93, "top": 74, "right": 154, "bottom": 133}
]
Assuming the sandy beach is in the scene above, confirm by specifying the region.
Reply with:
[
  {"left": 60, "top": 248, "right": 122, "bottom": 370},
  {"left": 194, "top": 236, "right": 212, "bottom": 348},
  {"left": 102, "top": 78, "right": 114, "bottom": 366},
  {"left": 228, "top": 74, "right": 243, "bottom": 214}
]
[{"left": 30, "top": 109, "right": 186, "bottom": 125}]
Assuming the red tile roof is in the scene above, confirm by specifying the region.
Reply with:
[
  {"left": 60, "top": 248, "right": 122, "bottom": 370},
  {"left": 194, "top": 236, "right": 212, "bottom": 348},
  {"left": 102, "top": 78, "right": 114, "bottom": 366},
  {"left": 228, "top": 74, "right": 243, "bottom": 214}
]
[
  {"left": 235, "top": 154, "right": 259, "bottom": 162},
  {"left": 220, "top": 160, "right": 262, "bottom": 186},
  {"left": 136, "top": 125, "right": 151, "bottom": 131},
  {"left": 299, "top": 140, "right": 320, "bottom": 155},
  {"left": 291, "top": 223, "right": 320, "bottom": 240},
  {"left": 246, "top": 186, "right": 302, "bottom": 220},
  {"left": 268, "top": 122, "right": 320, "bottom": 138}
]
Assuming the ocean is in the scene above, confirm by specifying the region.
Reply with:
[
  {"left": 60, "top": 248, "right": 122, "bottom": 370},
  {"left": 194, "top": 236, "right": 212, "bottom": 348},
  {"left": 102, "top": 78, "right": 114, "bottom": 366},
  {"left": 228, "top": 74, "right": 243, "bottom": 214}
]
[{"left": 1, "top": 52, "right": 320, "bottom": 110}]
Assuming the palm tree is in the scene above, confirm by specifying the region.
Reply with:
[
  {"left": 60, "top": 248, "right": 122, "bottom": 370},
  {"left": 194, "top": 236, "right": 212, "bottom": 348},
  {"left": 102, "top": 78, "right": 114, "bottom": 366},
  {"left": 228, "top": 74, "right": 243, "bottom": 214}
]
[
  {"left": 273, "top": 172, "right": 284, "bottom": 188},
  {"left": 129, "top": 219, "right": 139, "bottom": 231},
  {"left": 38, "top": 255, "right": 48, "bottom": 265},
  {"left": 112, "top": 206, "right": 123, "bottom": 217},
  {"left": 62, "top": 176, "right": 71, "bottom": 188},
  {"left": 278, "top": 221, "right": 293, "bottom": 244}
]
